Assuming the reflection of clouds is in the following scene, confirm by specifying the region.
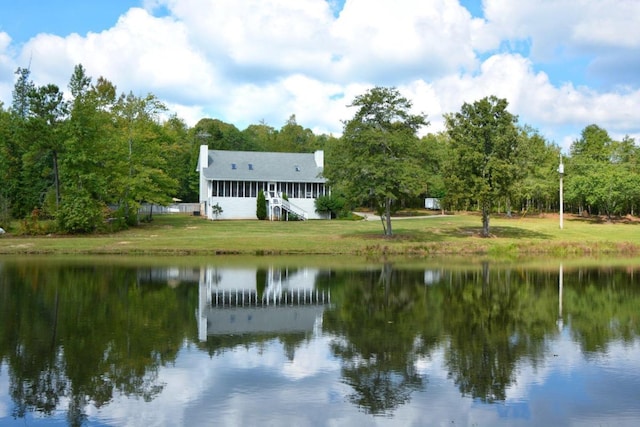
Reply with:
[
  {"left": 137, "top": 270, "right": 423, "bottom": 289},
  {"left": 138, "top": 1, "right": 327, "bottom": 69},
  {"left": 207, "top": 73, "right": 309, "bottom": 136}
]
[
  {"left": 91, "top": 335, "right": 344, "bottom": 426},
  {"left": 5, "top": 335, "right": 640, "bottom": 426},
  {"left": 407, "top": 335, "right": 640, "bottom": 426},
  {"left": 0, "top": 366, "right": 8, "bottom": 419},
  {"left": 89, "top": 348, "right": 217, "bottom": 426},
  {"left": 282, "top": 336, "right": 340, "bottom": 380}
]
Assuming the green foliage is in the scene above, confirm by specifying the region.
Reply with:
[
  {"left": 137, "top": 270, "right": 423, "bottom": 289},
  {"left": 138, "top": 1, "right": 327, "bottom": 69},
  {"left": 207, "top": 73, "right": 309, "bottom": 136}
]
[
  {"left": 444, "top": 96, "right": 519, "bottom": 237},
  {"left": 5, "top": 62, "right": 640, "bottom": 235},
  {"left": 418, "top": 133, "right": 448, "bottom": 201},
  {"left": 565, "top": 126, "right": 640, "bottom": 217},
  {"left": 57, "top": 190, "right": 106, "bottom": 233},
  {"left": 18, "top": 208, "right": 53, "bottom": 235},
  {"left": 570, "top": 124, "right": 612, "bottom": 162},
  {"left": 327, "top": 86, "right": 428, "bottom": 236},
  {"left": 274, "top": 114, "right": 315, "bottom": 152},
  {"left": 507, "top": 126, "right": 559, "bottom": 214},
  {"left": 315, "top": 194, "right": 346, "bottom": 218},
  {"left": 256, "top": 191, "right": 267, "bottom": 220},
  {"left": 211, "top": 203, "right": 223, "bottom": 219}
]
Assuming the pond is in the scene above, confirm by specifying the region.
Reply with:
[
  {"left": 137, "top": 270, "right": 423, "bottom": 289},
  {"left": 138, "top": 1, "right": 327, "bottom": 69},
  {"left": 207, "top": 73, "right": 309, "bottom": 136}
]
[{"left": 1, "top": 256, "right": 639, "bottom": 426}]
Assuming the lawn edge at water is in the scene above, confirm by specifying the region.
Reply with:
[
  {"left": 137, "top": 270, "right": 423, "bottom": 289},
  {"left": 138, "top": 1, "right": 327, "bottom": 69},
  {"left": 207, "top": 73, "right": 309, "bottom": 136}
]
[{"left": 1, "top": 213, "right": 639, "bottom": 258}]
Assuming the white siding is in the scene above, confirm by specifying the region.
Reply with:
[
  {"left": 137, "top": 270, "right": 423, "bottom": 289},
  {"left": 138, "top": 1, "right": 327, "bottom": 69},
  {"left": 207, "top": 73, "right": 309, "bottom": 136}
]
[{"left": 206, "top": 196, "right": 328, "bottom": 220}]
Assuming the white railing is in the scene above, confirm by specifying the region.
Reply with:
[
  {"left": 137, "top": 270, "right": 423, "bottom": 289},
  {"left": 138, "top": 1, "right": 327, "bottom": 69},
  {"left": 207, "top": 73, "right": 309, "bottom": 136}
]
[{"left": 267, "top": 192, "right": 308, "bottom": 220}]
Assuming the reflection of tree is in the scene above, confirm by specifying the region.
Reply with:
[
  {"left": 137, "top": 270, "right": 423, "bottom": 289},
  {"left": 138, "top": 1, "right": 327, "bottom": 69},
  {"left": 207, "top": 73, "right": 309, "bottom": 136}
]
[
  {"left": 0, "top": 260, "right": 197, "bottom": 425},
  {"left": 562, "top": 267, "right": 640, "bottom": 354},
  {"left": 442, "top": 263, "right": 556, "bottom": 402},
  {"left": 324, "top": 264, "right": 439, "bottom": 415}
]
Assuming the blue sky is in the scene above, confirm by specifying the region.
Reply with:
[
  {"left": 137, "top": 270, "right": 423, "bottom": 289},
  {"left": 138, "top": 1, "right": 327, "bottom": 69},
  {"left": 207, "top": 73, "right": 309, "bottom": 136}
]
[
  {"left": 0, "top": 0, "right": 139, "bottom": 44},
  {"left": 1, "top": 0, "right": 639, "bottom": 152}
]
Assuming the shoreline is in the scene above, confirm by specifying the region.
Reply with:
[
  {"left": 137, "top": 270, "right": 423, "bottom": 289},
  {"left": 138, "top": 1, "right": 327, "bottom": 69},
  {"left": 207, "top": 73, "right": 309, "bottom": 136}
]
[{"left": 1, "top": 213, "right": 639, "bottom": 258}]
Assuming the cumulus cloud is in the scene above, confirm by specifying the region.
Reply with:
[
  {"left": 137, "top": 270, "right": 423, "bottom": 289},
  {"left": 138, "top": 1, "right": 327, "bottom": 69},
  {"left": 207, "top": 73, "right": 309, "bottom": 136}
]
[
  {"left": 19, "top": 8, "right": 220, "bottom": 103},
  {"left": 0, "top": 32, "right": 17, "bottom": 105},
  {"left": 0, "top": 0, "right": 638, "bottom": 149},
  {"left": 480, "top": 0, "right": 640, "bottom": 88}
]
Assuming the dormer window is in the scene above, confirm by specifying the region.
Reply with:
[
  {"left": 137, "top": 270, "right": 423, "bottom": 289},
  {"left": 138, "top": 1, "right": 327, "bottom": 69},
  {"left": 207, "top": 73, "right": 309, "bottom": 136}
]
[
  {"left": 248, "top": 163, "right": 254, "bottom": 170},
  {"left": 231, "top": 163, "right": 237, "bottom": 170}
]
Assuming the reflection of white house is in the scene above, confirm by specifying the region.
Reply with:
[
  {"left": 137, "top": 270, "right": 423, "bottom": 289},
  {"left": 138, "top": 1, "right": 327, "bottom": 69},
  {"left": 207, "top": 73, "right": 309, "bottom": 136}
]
[
  {"left": 197, "top": 145, "right": 329, "bottom": 220},
  {"left": 197, "top": 266, "right": 330, "bottom": 341}
]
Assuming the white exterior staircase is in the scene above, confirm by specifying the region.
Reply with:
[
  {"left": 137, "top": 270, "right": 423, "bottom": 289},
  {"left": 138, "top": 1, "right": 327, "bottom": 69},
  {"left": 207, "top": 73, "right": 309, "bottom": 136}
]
[{"left": 266, "top": 191, "right": 308, "bottom": 220}]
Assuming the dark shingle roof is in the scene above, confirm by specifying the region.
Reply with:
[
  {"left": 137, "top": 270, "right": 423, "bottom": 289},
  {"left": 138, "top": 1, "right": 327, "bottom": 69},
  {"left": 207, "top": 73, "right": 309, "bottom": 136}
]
[{"left": 202, "top": 150, "right": 325, "bottom": 182}]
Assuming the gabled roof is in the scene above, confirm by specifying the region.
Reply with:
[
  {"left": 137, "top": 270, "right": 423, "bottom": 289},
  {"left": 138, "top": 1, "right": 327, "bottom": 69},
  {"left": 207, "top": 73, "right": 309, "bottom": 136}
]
[{"left": 202, "top": 150, "right": 325, "bottom": 183}]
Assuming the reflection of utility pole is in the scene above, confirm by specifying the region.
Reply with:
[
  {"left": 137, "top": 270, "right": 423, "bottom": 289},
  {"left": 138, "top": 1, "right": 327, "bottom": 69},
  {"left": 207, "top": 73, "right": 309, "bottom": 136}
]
[
  {"left": 558, "top": 155, "right": 564, "bottom": 230},
  {"left": 557, "top": 264, "right": 563, "bottom": 331}
]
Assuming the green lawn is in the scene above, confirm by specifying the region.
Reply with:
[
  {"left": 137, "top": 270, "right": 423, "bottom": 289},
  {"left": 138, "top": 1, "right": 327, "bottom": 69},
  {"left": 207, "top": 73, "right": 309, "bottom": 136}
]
[{"left": 0, "top": 212, "right": 639, "bottom": 257}]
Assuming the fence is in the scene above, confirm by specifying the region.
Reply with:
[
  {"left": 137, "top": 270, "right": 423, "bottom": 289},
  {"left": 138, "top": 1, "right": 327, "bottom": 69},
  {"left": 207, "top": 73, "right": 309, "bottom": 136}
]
[{"left": 138, "top": 203, "right": 201, "bottom": 215}]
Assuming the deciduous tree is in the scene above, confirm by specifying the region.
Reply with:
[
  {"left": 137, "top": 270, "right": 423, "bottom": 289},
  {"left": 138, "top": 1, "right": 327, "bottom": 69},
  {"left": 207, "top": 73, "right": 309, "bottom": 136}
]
[
  {"left": 444, "top": 96, "right": 519, "bottom": 237},
  {"left": 328, "top": 87, "right": 428, "bottom": 236}
]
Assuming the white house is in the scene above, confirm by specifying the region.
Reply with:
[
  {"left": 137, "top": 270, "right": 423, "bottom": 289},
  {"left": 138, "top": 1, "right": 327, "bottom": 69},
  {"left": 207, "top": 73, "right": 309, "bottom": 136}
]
[{"left": 197, "top": 145, "right": 329, "bottom": 220}]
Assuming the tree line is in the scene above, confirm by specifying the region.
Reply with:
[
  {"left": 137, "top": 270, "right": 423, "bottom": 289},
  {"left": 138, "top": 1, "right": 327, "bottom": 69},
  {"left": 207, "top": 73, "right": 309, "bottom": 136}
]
[
  {"left": 0, "top": 65, "right": 332, "bottom": 233},
  {"left": 327, "top": 87, "right": 638, "bottom": 236},
  {"left": 1, "top": 66, "right": 637, "bottom": 235}
]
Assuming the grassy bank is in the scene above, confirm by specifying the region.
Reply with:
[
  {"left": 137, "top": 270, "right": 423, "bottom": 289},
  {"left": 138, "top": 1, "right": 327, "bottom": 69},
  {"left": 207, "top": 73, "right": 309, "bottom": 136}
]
[{"left": 0, "top": 212, "right": 639, "bottom": 257}]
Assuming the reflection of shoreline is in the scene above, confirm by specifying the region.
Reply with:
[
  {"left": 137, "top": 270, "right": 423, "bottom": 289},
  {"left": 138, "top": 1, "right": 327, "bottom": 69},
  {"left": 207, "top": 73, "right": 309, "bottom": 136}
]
[{"left": 197, "top": 267, "right": 330, "bottom": 341}]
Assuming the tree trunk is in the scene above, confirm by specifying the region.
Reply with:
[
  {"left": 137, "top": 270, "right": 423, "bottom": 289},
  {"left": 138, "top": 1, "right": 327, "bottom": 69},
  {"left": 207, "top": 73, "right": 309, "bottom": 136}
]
[
  {"left": 53, "top": 150, "right": 60, "bottom": 210},
  {"left": 481, "top": 201, "right": 490, "bottom": 237},
  {"left": 385, "top": 197, "right": 393, "bottom": 236}
]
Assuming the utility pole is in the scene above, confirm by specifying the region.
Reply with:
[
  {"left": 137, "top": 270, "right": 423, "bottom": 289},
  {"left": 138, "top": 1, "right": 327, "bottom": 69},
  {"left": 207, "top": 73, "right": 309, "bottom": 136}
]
[{"left": 558, "top": 154, "right": 564, "bottom": 230}]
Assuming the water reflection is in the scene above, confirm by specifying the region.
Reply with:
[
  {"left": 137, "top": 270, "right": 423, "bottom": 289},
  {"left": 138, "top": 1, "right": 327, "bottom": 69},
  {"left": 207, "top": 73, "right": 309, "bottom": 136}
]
[
  {"left": 197, "top": 266, "right": 330, "bottom": 340},
  {"left": 0, "top": 257, "right": 640, "bottom": 426}
]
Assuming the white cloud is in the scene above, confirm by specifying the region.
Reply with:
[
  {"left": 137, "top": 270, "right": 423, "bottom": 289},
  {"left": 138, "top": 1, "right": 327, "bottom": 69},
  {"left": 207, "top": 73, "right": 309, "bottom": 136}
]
[
  {"left": 481, "top": 0, "right": 640, "bottom": 57},
  {"left": 0, "top": 0, "right": 638, "bottom": 147},
  {"left": 19, "top": 8, "right": 220, "bottom": 105},
  {"left": 331, "top": 0, "right": 480, "bottom": 81},
  {"left": 0, "top": 32, "right": 16, "bottom": 105}
]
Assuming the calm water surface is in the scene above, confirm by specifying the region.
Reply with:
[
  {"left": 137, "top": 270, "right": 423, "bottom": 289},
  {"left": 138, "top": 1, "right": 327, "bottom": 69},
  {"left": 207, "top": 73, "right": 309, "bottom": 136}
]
[{"left": 1, "top": 256, "right": 639, "bottom": 426}]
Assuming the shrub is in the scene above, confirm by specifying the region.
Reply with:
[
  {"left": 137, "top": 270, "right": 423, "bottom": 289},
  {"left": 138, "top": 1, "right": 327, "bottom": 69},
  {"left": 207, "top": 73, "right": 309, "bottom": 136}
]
[
  {"left": 256, "top": 191, "right": 267, "bottom": 220},
  {"left": 57, "top": 192, "right": 106, "bottom": 234},
  {"left": 315, "top": 194, "right": 346, "bottom": 219}
]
